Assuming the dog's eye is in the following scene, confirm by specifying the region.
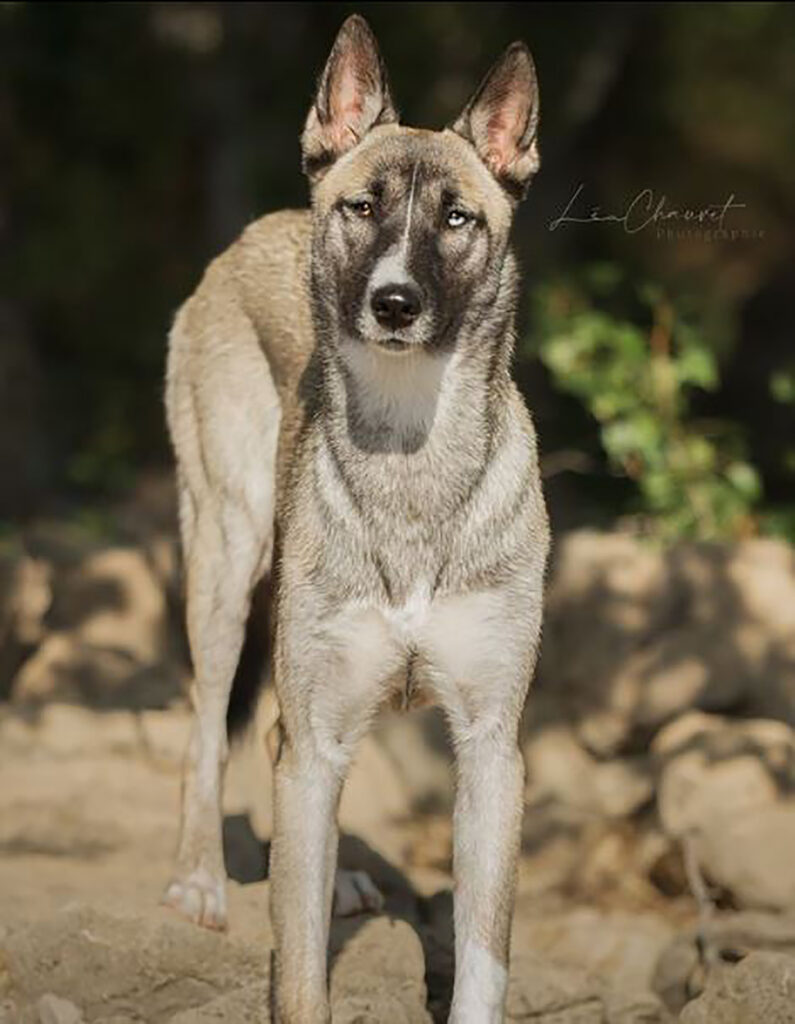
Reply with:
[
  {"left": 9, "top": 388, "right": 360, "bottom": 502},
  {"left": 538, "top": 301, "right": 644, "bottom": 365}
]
[
  {"left": 348, "top": 199, "right": 373, "bottom": 219},
  {"left": 446, "top": 209, "right": 471, "bottom": 229}
]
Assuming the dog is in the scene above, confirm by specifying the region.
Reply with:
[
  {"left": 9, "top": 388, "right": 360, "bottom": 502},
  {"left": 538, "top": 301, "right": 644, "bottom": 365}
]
[{"left": 163, "top": 14, "right": 549, "bottom": 1023}]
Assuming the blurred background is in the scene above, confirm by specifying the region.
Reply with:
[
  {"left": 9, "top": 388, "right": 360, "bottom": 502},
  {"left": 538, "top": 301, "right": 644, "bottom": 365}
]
[
  {"left": 2, "top": 5, "right": 795, "bottom": 1022},
  {"left": 2, "top": 1, "right": 794, "bottom": 536}
]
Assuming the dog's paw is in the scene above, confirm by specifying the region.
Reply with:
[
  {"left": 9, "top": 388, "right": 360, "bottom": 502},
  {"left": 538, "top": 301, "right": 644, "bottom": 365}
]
[
  {"left": 332, "top": 869, "right": 384, "bottom": 917},
  {"left": 162, "top": 867, "right": 228, "bottom": 931}
]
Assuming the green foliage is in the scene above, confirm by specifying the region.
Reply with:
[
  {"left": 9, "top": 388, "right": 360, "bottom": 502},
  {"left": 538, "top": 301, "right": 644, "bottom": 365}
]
[
  {"left": 533, "top": 269, "right": 761, "bottom": 540},
  {"left": 770, "top": 368, "right": 795, "bottom": 406}
]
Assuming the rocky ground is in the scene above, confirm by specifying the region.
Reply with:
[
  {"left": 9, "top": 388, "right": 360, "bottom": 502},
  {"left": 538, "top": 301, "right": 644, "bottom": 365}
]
[{"left": 3, "top": 476, "right": 795, "bottom": 1022}]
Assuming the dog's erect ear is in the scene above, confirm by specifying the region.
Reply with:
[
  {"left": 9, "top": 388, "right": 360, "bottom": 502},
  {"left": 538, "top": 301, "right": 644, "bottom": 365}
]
[
  {"left": 302, "top": 15, "right": 398, "bottom": 182},
  {"left": 452, "top": 42, "right": 540, "bottom": 198}
]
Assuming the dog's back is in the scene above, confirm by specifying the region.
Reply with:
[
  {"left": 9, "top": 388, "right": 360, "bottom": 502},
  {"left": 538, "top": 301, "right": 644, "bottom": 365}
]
[
  {"left": 166, "top": 207, "right": 312, "bottom": 433},
  {"left": 165, "top": 208, "right": 316, "bottom": 573}
]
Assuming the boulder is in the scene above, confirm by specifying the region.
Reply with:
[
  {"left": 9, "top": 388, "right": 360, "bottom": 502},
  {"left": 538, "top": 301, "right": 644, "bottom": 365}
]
[
  {"left": 0, "top": 905, "right": 263, "bottom": 1024},
  {"left": 511, "top": 906, "right": 675, "bottom": 994},
  {"left": 653, "top": 714, "right": 795, "bottom": 911},
  {"left": 10, "top": 544, "right": 179, "bottom": 709},
  {"left": 654, "top": 911, "right": 795, "bottom": 1013},
  {"left": 46, "top": 547, "right": 168, "bottom": 664},
  {"left": 506, "top": 952, "right": 670, "bottom": 1022},
  {"left": 0, "top": 546, "right": 51, "bottom": 698},
  {"left": 653, "top": 712, "right": 795, "bottom": 785},
  {"left": 657, "top": 752, "right": 777, "bottom": 840},
  {"left": 696, "top": 803, "right": 795, "bottom": 912},
  {"left": 330, "top": 917, "right": 432, "bottom": 1023},
  {"left": 537, "top": 533, "right": 795, "bottom": 753},
  {"left": 36, "top": 995, "right": 84, "bottom": 1024},
  {"left": 679, "top": 952, "right": 795, "bottom": 1023},
  {"left": 526, "top": 724, "right": 653, "bottom": 820},
  {"left": 12, "top": 633, "right": 180, "bottom": 708}
]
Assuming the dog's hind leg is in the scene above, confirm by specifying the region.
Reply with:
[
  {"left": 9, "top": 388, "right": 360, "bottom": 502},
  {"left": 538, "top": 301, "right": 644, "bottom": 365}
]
[{"left": 163, "top": 299, "right": 280, "bottom": 930}]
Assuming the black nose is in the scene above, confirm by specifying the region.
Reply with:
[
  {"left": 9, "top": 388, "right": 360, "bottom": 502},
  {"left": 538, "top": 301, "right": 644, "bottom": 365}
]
[{"left": 371, "top": 284, "right": 422, "bottom": 330}]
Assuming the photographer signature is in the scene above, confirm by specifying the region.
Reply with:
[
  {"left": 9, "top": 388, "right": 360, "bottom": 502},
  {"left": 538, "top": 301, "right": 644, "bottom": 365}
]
[{"left": 549, "top": 184, "right": 746, "bottom": 234}]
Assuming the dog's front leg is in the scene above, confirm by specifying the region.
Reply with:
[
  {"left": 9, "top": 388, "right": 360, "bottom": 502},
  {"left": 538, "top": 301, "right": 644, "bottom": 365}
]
[
  {"left": 429, "top": 587, "right": 543, "bottom": 1024},
  {"left": 269, "top": 599, "right": 396, "bottom": 1023},
  {"left": 448, "top": 722, "right": 525, "bottom": 1024},
  {"left": 270, "top": 731, "right": 342, "bottom": 1024}
]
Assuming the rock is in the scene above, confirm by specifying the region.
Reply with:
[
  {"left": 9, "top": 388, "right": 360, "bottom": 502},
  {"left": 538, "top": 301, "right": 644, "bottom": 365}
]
[
  {"left": 11, "top": 544, "right": 179, "bottom": 709},
  {"left": 526, "top": 725, "right": 653, "bottom": 820},
  {"left": 604, "top": 988, "right": 672, "bottom": 1024},
  {"left": 525, "top": 725, "right": 596, "bottom": 810},
  {"left": 506, "top": 952, "right": 670, "bottom": 1022},
  {"left": 592, "top": 759, "right": 654, "bottom": 819},
  {"left": 651, "top": 712, "right": 724, "bottom": 757},
  {"left": 679, "top": 952, "right": 795, "bottom": 1023},
  {"left": 653, "top": 714, "right": 795, "bottom": 911},
  {"left": 657, "top": 752, "right": 777, "bottom": 839},
  {"left": 727, "top": 540, "right": 795, "bottom": 723},
  {"left": 511, "top": 907, "right": 675, "bottom": 994},
  {"left": 629, "top": 627, "right": 749, "bottom": 731},
  {"left": 537, "top": 533, "right": 795, "bottom": 750},
  {"left": 47, "top": 547, "right": 168, "bottom": 663},
  {"left": 36, "top": 994, "right": 84, "bottom": 1024},
  {"left": 0, "top": 1001, "right": 20, "bottom": 1024},
  {"left": 506, "top": 953, "right": 607, "bottom": 1023},
  {"left": 576, "top": 709, "right": 635, "bottom": 762},
  {"left": 1, "top": 905, "right": 263, "bottom": 1022},
  {"left": 653, "top": 933, "right": 703, "bottom": 1014},
  {"left": 166, "top": 981, "right": 269, "bottom": 1023},
  {"left": 12, "top": 632, "right": 180, "bottom": 708},
  {"left": 654, "top": 912, "right": 795, "bottom": 1013},
  {"left": 697, "top": 803, "right": 795, "bottom": 911},
  {"left": 371, "top": 708, "right": 454, "bottom": 813},
  {"left": 538, "top": 531, "right": 672, "bottom": 757},
  {"left": 653, "top": 712, "right": 795, "bottom": 786},
  {"left": 0, "top": 546, "right": 51, "bottom": 698},
  {"left": 329, "top": 917, "right": 432, "bottom": 1023}
]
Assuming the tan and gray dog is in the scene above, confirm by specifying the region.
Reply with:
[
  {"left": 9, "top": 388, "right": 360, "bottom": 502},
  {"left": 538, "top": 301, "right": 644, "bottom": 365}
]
[{"left": 164, "top": 14, "right": 549, "bottom": 1023}]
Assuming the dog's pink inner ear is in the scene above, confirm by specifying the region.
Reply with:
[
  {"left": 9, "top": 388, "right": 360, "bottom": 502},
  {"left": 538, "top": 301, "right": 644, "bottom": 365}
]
[
  {"left": 454, "top": 43, "right": 540, "bottom": 195},
  {"left": 303, "top": 15, "right": 397, "bottom": 179},
  {"left": 479, "top": 90, "right": 533, "bottom": 178},
  {"left": 327, "top": 50, "right": 376, "bottom": 147}
]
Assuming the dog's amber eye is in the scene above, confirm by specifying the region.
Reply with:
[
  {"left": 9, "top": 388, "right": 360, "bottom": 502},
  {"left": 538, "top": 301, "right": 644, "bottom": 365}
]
[
  {"left": 446, "top": 208, "right": 471, "bottom": 229},
  {"left": 348, "top": 199, "right": 373, "bottom": 218}
]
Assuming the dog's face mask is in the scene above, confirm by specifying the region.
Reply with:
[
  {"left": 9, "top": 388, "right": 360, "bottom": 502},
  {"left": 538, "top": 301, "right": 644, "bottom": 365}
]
[{"left": 303, "top": 15, "right": 540, "bottom": 355}]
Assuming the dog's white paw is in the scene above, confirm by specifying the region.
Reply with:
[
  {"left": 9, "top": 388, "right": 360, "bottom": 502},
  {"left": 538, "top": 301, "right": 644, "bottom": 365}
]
[
  {"left": 332, "top": 868, "right": 384, "bottom": 917},
  {"left": 162, "top": 866, "right": 228, "bottom": 931}
]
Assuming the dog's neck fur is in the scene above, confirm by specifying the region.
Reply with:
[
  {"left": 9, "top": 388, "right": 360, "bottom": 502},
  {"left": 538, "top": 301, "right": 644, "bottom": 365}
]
[{"left": 308, "top": 253, "right": 519, "bottom": 540}]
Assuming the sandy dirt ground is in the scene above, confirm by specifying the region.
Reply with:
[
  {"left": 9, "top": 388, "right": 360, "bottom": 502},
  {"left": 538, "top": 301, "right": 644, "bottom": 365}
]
[
  {"left": 4, "top": 510, "right": 795, "bottom": 1022},
  {"left": 0, "top": 700, "right": 681, "bottom": 1024}
]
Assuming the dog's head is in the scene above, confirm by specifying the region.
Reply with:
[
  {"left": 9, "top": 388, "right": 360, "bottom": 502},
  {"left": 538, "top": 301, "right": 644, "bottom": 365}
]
[{"left": 303, "top": 15, "right": 540, "bottom": 355}]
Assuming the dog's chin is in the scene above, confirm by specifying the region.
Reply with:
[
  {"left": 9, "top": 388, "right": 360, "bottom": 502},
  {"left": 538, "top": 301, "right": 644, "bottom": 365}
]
[{"left": 374, "top": 337, "right": 415, "bottom": 354}]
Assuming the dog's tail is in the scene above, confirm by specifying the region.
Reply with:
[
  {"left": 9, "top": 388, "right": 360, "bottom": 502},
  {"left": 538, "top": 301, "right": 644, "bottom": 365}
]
[{"left": 226, "top": 573, "right": 272, "bottom": 739}]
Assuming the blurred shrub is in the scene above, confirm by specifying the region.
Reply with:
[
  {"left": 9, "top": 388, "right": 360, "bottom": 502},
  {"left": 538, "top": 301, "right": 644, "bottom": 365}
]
[{"left": 532, "top": 267, "right": 762, "bottom": 540}]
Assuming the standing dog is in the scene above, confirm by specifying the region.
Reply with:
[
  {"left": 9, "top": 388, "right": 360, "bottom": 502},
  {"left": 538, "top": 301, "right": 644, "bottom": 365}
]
[{"left": 164, "top": 14, "right": 549, "bottom": 1023}]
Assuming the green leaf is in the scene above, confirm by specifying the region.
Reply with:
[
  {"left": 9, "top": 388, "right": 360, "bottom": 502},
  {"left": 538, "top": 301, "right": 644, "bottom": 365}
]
[
  {"left": 676, "top": 344, "right": 718, "bottom": 389},
  {"left": 725, "top": 461, "right": 762, "bottom": 501},
  {"left": 770, "top": 370, "right": 795, "bottom": 405}
]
